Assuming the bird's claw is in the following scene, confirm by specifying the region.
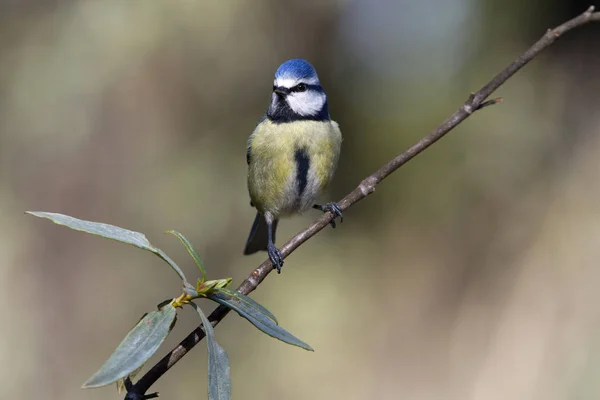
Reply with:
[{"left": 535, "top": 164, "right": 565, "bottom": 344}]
[
  {"left": 319, "top": 202, "right": 343, "bottom": 228},
  {"left": 267, "top": 242, "right": 284, "bottom": 273}
]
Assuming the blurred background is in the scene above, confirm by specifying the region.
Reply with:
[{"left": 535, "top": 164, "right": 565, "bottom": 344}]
[{"left": 2, "top": 0, "right": 600, "bottom": 399}]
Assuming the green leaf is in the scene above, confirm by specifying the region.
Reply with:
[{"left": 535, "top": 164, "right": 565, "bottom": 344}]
[
  {"left": 26, "top": 211, "right": 188, "bottom": 282},
  {"left": 82, "top": 304, "right": 177, "bottom": 389},
  {"left": 116, "top": 304, "right": 178, "bottom": 393},
  {"left": 216, "top": 288, "right": 277, "bottom": 324},
  {"left": 198, "top": 278, "right": 232, "bottom": 295},
  {"left": 208, "top": 292, "right": 313, "bottom": 351},
  {"left": 189, "top": 302, "right": 231, "bottom": 400},
  {"left": 166, "top": 230, "right": 206, "bottom": 281}
]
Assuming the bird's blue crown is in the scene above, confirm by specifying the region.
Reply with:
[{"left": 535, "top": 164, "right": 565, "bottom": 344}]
[
  {"left": 275, "top": 59, "right": 319, "bottom": 82},
  {"left": 267, "top": 58, "right": 328, "bottom": 123}
]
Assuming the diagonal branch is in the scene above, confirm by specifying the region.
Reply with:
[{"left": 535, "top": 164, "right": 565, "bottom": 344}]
[{"left": 128, "top": 6, "right": 600, "bottom": 397}]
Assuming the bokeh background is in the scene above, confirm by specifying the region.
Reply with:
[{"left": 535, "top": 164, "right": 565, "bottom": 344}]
[{"left": 2, "top": 1, "right": 600, "bottom": 399}]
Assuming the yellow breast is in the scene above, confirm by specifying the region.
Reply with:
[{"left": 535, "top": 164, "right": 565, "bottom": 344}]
[{"left": 247, "top": 119, "right": 342, "bottom": 217}]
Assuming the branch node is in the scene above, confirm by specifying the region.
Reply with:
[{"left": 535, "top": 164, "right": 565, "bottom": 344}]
[
  {"left": 359, "top": 176, "right": 377, "bottom": 196},
  {"left": 545, "top": 28, "right": 558, "bottom": 39},
  {"left": 475, "top": 97, "right": 503, "bottom": 111},
  {"left": 586, "top": 5, "right": 595, "bottom": 15}
]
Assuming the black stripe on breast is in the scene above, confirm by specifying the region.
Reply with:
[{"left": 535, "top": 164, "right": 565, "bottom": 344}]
[{"left": 294, "top": 148, "right": 310, "bottom": 197}]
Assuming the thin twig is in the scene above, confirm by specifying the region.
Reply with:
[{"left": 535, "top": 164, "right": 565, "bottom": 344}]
[{"left": 128, "top": 6, "right": 600, "bottom": 397}]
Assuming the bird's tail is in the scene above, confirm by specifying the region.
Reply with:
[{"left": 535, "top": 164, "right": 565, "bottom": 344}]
[{"left": 243, "top": 212, "right": 278, "bottom": 255}]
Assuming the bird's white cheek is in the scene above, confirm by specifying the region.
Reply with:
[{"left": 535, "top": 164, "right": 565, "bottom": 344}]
[{"left": 286, "top": 92, "right": 326, "bottom": 116}]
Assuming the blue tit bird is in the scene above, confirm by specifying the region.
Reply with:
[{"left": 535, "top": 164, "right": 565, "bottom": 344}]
[{"left": 244, "top": 58, "right": 343, "bottom": 273}]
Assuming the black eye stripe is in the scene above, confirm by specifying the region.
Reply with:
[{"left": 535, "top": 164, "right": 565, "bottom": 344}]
[
  {"left": 292, "top": 83, "right": 307, "bottom": 92},
  {"left": 272, "top": 83, "right": 322, "bottom": 94},
  {"left": 290, "top": 83, "right": 321, "bottom": 93}
]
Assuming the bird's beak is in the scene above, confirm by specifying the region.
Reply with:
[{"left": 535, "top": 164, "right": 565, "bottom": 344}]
[{"left": 273, "top": 87, "right": 290, "bottom": 97}]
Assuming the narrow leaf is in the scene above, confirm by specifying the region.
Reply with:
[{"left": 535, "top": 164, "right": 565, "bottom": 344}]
[
  {"left": 82, "top": 304, "right": 177, "bottom": 388},
  {"left": 27, "top": 211, "right": 188, "bottom": 282},
  {"left": 216, "top": 288, "right": 277, "bottom": 324},
  {"left": 166, "top": 230, "right": 207, "bottom": 280},
  {"left": 189, "top": 302, "right": 231, "bottom": 400},
  {"left": 198, "top": 278, "right": 232, "bottom": 295},
  {"left": 208, "top": 292, "right": 313, "bottom": 351},
  {"left": 116, "top": 305, "right": 178, "bottom": 393}
]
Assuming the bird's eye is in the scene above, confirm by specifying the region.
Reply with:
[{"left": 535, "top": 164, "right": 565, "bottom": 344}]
[{"left": 295, "top": 83, "right": 307, "bottom": 92}]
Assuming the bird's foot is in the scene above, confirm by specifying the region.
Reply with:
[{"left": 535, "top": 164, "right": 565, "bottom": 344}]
[
  {"left": 314, "top": 202, "right": 343, "bottom": 228},
  {"left": 267, "top": 242, "right": 284, "bottom": 273}
]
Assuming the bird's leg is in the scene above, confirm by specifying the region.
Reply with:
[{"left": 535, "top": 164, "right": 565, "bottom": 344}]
[
  {"left": 266, "top": 217, "right": 283, "bottom": 273},
  {"left": 313, "top": 202, "right": 343, "bottom": 228}
]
